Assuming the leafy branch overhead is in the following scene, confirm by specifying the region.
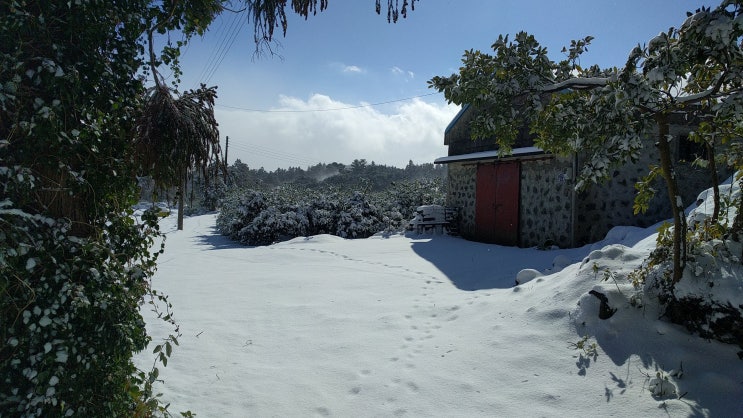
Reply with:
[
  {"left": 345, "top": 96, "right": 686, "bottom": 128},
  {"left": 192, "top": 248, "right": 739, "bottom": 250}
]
[{"left": 244, "top": 0, "right": 417, "bottom": 54}]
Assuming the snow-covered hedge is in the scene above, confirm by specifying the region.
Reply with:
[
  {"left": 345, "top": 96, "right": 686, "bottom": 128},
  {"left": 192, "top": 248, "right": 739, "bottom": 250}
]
[{"left": 217, "top": 179, "right": 444, "bottom": 245}]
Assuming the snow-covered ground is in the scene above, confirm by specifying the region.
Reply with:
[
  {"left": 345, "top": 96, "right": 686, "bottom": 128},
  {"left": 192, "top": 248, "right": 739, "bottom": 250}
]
[{"left": 136, "top": 211, "right": 743, "bottom": 417}]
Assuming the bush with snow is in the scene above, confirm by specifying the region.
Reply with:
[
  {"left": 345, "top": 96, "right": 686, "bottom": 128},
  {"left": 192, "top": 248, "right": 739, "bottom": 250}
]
[
  {"left": 335, "top": 192, "right": 385, "bottom": 238},
  {"left": 217, "top": 179, "right": 445, "bottom": 245}
]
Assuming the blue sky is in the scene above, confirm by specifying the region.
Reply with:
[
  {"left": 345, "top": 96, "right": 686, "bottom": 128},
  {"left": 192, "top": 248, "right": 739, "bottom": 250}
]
[{"left": 167, "top": 0, "right": 714, "bottom": 171}]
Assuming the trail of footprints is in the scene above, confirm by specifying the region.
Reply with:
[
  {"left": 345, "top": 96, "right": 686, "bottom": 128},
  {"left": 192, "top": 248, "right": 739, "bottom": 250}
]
[{"left": 278, "top": 245, "right": 490, "bottom": 416}]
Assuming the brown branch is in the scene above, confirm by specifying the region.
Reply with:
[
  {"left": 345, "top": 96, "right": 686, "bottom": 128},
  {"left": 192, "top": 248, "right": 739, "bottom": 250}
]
[
  {"left": 677, "top": 69, "right": 734, "bottom": 105},
  {"left": 147, "top": 29, "right": 164, "bottom": 89},
  {"left": 540, "top": 77, "right": 611, "bottom": 93}
]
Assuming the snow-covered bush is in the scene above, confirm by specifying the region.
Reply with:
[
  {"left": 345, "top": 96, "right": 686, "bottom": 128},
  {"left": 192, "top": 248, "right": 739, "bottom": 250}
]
[
  {"left": 641, "top": 231, "right": 743, "bottom": 354},
  {"left": 239, "top": 205, "right": 311, "bottom": 245},
  {"left": 383, "top": 178, "right": 446, "bottom": 222},
  {"left": 336, "top": 192, "right": 385, "bottom": 238},
  {"left": 217, "top": 179, "right": 444, "bottom": 244},
  {"left": 239, "top": 206, "right": 283, "bottom": 245},
  {"left": 307, "top": 197, "right": 340, "bottom": 235},
  {"left": 217, "top": 190, "right": 268, "bottom": 240}
]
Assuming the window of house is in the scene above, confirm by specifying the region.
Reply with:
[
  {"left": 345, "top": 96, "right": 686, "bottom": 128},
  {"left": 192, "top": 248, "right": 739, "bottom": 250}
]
[{"left": 678, "top": 134, "right": 707, "bottom": 163}]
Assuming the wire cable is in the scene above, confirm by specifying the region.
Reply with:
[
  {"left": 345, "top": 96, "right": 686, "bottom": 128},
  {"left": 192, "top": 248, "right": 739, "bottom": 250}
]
[
  {"left": 216, "top": 92, "right": 441, "bottom": 112},
  {"left": 203, "top": 11, "right": 249, "bottom": 85}
]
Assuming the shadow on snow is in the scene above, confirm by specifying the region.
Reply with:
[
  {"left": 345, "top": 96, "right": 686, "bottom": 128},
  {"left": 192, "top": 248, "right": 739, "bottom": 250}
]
[{"left": 407, "top": 233, "right": 587, "bottom": 291}]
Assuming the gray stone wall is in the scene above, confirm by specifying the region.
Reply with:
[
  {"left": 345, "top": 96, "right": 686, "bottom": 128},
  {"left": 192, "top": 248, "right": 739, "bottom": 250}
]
[
  {"left": 575, "top": 147, "right": 662, "bottom": 245},
  {"left": 574, "top": 126, "right": 730, "bottom": 245},
  {"left": 445, "top": 163, "right": 477, "bottom": 238},
  {"left": 519, "top": 157, "right": 574, "bottom": 248}
]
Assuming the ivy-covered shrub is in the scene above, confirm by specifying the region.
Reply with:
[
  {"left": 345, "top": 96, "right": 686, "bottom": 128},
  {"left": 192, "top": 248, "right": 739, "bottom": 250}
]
[
  {"left": 1, "top": 167, "right": 163, "bottom": 415},
  {"left": 0, "top": 1, "right": 208, "bottom": 414}
]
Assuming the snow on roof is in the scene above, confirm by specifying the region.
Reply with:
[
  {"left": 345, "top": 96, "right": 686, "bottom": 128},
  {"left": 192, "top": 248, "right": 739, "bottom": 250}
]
[{"left": 434, "top": 146, "right": 545, "bottom": 164}]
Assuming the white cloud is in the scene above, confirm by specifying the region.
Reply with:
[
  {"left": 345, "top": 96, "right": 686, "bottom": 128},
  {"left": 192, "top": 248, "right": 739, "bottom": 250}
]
[
  {"left": 391, "top": 66, "right": 415, "bottom": 80},
  {"left": 342, "top": 65, "right": 364, "bottom": 74},
  {"left": 215, "top": 94, "right": 460, "bottom": 171}
]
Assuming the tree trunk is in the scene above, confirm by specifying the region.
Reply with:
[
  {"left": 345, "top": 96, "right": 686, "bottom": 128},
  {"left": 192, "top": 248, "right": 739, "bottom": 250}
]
[
  {"left": 656, "top": 114, "right": 686, "bottom": 283},
  {"left": 189, "top": 171, "right": 195, "bottom": 210},
  {"left": 177, "top": 175, "right": 185, "bottom": 231},
  {"left": 731, "top": 177, "right": 743, "bottom": 244},
  {"left": 706, "top": 141, "right": 720, "bottom": 222}
]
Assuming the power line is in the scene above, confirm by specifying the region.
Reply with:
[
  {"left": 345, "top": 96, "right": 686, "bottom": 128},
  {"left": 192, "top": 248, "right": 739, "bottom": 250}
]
[
  {"left": 226, "top": 140, "right": 319, "bottom": 167},
  {"left": 216, "top": 92, "right": 441, "bottom": 113},
  {"left": 192, "top": 9, "right": 249, "bottom": 89},
  {"left": 203, "top": 11, "right": 249, "bottom": 85},
  {"left": 192, "top": 14, "right": 233, "bottom": 86}
]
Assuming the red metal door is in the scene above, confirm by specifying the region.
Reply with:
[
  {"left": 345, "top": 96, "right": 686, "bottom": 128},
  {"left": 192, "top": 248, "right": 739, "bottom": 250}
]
[
  {"left": 475, "top": 162, "right": 520, "bottom": 245},
  {"left": 475, "top": 164, "right": 497, "bottom": 242}
]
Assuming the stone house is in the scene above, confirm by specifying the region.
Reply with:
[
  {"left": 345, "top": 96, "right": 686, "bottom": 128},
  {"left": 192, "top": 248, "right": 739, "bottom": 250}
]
[{"left": 434, "top": 104, "right": 722, "bottom": 248}]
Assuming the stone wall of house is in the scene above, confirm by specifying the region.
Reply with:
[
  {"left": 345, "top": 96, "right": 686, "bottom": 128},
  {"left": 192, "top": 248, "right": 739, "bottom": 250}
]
[
  {"left": 519, "top": 157, "right": 574, "bottom": 248},
  {"left": 446, "top": 158, "right": 575, "bottom": 247},
  {"left": 575, "top": 161, "right": 659, "bottom": 245},
  {"left": 574, "top": 124, "right": 729, "bottom": 245},
  {"left": 445, "top": 162, "right": 477, "bottom": 238}
]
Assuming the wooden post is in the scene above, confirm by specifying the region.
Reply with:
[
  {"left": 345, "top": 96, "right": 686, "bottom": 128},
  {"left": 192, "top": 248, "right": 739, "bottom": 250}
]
[{"left": 223, "top": 135, "right": 229, "bottom": 185}]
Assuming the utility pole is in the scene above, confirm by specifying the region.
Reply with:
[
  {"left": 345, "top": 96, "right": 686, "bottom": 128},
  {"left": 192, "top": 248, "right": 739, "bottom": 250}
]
[{"left": 223, "top": 135, "right": 229, "bottom": 185}]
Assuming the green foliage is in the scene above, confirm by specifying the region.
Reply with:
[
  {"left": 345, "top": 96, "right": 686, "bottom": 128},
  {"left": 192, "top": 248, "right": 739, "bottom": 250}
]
[
  {"left": 249, "top": 0, "right": 416, "bottom": 54},
  {"left": 568, "top": 335, "right": 599, "bottom": 359},
  {"left": 633, "top": 165, "right": 662, "bottom": 215},
  {"left": 592, "top": 263, "right": 625, "bottom": 296},
  {"left": 0, "top": 0, "right": 218, "bottom": 415}
]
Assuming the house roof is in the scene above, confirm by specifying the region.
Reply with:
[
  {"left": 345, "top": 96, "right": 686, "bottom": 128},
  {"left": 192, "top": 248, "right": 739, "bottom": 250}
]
[
  {"left": 434, "top": 146, "right": 546, "bottom": 164},
  {"left": 444, "top": 103, "right": 470, "bottom": 135}
]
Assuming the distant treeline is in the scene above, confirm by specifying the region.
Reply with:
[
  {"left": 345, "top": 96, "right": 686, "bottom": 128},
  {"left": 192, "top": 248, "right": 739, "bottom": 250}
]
[
  {"left": 226, "top": 158, "right": 447, "bottom": 192},
  {"left": 140, "top": 158, "right": 447, "bottom": 211}
]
